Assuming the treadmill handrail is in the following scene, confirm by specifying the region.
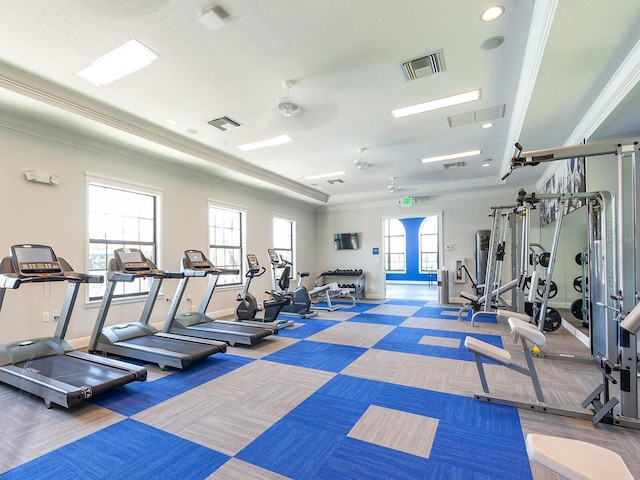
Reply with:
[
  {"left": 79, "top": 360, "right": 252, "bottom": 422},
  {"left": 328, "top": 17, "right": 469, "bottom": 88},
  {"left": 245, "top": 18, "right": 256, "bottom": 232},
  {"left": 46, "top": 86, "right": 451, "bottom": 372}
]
[
  {"left": 107, "top": 268, "right": 180, "bottom": 281},
  {"left": 0, "top": 271, "right": 102, "bottom": 286},
  {"left": 0, "top": 275, "right": 22, "bottom": 289},
  {"left": 181, "top": 268, "right": 209, "bottom": 277}
]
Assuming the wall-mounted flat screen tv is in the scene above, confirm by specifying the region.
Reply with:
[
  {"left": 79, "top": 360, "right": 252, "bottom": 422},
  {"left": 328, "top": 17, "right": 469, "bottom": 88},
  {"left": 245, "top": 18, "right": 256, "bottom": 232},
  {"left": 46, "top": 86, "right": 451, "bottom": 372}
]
[{"left": 334, "top": 233, "right": 359, "bottom": 250}]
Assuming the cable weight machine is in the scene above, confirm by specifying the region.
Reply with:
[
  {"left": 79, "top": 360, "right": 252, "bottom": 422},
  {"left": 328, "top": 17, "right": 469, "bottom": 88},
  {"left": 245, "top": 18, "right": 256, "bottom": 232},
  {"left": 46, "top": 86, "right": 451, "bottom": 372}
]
[{"left": 504, "top": 136, "right": 640, "bottom": 426}]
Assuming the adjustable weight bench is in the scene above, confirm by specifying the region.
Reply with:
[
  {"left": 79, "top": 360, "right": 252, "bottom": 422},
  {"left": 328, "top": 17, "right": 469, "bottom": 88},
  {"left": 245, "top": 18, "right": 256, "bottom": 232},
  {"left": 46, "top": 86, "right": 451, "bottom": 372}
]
[
  {"left": 464, "top": 317, "right": 595, "bottom": 420},
  {"left": 310, "top": 282, "right": 355, "bottom": 311},
  {"left": 458, "top": 278, "right": 519, "bottom": 325},
  {"left": 525, "top": 433, "right": 633, "bottom": 480},
  {"left": 464, "top": 317, "right": 547, "bottom": 402}
]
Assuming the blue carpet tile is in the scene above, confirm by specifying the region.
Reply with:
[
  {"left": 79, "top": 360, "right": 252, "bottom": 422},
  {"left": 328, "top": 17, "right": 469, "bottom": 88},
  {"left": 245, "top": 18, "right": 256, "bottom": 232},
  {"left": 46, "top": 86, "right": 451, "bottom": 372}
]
[
  {"left": 90, "top": 353, "right": 252, "bottom": 415},
  {"left": 325, "top": 302, "right": 379, "bottom": 313},
  {"left": 2, "top": 419, "right": 229, "bottom": 480},
  {"left": 347, "top": 312, "right": 408, "bottom": 326},
  {"left": 263, "top": 340, "right": 367, "bottom": 372},
  {"left": 414, "top": 306, "right": 467, "bottom": 318},
  {"left": 276, "top": 318, "right": 340, "bottom": 339},
  {"left": 312, "top": 300, "right": 367, "bottom": 310},
  {"left": 373, "top": 327, "right": 503, "bottom": 362},
  {"left": 236, "top": 375, "right": 532, "bottom": 480}
]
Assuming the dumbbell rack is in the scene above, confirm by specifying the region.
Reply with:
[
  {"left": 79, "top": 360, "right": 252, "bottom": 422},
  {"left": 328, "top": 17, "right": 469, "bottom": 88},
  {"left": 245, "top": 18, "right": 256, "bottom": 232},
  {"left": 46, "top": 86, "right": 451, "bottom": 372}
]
[{"left": 315, "top": 269, "right": 365, "bottom": 299}]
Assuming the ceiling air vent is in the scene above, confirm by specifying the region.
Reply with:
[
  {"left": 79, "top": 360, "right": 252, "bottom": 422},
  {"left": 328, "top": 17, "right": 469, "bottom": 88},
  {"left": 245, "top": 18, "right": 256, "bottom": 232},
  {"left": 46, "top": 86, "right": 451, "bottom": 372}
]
[
  {"left": 448, "top": 105, "right": 505, "bottom": 128},
  {"left": 207, "top": 116, "right": 243, "bottom": 131},
  {"left": 327, "top": 179, "right": 345, "bottom": 185},
  {"left": 443, "top": 161, "right": 465, "bottom": 169},
  {"left": 401, "top": 49, "right": 445, "bottom": 81}
]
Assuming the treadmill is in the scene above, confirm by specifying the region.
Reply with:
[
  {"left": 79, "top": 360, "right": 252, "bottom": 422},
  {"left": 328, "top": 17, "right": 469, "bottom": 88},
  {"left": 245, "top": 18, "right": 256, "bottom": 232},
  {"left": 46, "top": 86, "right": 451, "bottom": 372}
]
[
  {"left": 89, "top": 248, "right": 226, "bottom": 370},
  {"left": 0, "top": 244, "right": 147, "bottom": 408},
  {"left": 162, "top": 249, "right": 275, "bottom": 346}
]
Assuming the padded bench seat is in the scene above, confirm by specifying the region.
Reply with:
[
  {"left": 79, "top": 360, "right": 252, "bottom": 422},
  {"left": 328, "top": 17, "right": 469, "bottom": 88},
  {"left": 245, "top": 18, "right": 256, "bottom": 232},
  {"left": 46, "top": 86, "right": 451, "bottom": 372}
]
[
  {"left": 525, "top": 433, "right": 633, "bottom": 480},
  {"left": 464, "top": 336, "right": 512, "bottom": 365}
]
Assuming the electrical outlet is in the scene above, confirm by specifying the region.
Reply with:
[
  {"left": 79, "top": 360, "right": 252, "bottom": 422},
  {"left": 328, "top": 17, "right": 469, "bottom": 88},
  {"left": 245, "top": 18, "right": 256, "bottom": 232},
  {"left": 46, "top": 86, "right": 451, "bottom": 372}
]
[
  {"left": 42, "top": 311, "right": 50, "bottom": 323},
  {"left": 52, "top": 310, "right": 59, "bottom": 321}
]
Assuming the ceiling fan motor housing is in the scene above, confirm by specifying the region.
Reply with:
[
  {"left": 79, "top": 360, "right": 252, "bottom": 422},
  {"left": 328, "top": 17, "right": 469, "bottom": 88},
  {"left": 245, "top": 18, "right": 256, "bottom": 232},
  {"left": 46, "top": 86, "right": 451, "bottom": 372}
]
[{"left": 278, "top": 96, "right": 300, "bottom": 117}]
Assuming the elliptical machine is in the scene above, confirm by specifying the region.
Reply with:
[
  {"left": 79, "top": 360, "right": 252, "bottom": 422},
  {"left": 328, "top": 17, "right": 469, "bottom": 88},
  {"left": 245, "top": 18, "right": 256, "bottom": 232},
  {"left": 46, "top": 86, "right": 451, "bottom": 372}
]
[
  {"left": 235, "top": 253, "right": 292, "bottom": 327},
  {"left": 267, "top": 248, "right": 317, "bottom": 319}
]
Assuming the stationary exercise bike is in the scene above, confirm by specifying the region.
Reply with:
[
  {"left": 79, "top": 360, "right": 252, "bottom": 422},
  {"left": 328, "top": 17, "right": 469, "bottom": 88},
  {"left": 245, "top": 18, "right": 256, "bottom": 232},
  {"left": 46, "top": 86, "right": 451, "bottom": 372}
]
[
  {"left": 235, "top": 253, "right": 292, "bottom": 326},
  {"left": 267, "top": 248, "right": 317, "bottom": 319}
]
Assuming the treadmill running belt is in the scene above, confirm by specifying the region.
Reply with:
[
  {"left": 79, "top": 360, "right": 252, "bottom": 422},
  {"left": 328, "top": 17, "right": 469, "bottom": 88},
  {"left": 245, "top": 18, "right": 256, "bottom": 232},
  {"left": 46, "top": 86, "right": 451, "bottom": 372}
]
[
  {"left": 17, "top": 355, "right": 138, "bottom": 395},
  {"left": 123, "top": 335, "right": 221, "bottom": 357},
  {"left": 189, "top": 321, "right": 271, "bottom": 338}
]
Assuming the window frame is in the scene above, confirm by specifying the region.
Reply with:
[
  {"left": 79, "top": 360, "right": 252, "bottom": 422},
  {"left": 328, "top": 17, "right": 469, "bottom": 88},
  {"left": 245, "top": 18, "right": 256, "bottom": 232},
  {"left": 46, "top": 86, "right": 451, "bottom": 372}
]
[
  {"left": 272, "top": 216, "right": 296, "bottom": 272},
  {"left": 86, "top": 174, "right": 163, "bottom": 302},
  {"left": 208, "top": 202, "right": 246, "bottom": 287},
  {"left": 419, "top": 215, "right": 440, "bottom": 272},
  {"left": 383, "top": 218, "right": 406, "bottom": 273}
]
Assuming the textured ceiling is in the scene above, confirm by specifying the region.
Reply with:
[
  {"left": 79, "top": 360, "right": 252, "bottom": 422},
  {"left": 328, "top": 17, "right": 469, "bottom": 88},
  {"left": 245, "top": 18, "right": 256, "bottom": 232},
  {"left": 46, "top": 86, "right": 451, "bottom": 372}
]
[{"left": 0, "top": 0, "right": 638, "bottom": 206}]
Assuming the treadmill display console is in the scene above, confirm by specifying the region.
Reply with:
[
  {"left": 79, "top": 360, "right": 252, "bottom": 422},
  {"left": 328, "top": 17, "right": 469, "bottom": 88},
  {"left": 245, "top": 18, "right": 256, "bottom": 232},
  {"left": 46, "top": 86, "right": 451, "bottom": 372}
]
[
  {"left": 114, "top": 249, "right": 151, "bottom": 272},
  {"left": 184, "top": 250, "right": 212, "bottom": 270},
  {"left": 11, "top": 244, "right": 62, "bottom": 276}
]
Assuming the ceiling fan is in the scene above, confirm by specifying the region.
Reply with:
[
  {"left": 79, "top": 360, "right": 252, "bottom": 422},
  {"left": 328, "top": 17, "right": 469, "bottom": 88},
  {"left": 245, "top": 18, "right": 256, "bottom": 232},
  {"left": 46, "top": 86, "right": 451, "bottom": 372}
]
[
  {"left": 354, "top": 148, "right": 370, "bottom": 170},
  {"left": 256, "top": 79, "right": 339, "bottom": 131},
  {"left": 277, "top": 80, "right": 301, "bottom": 117}
]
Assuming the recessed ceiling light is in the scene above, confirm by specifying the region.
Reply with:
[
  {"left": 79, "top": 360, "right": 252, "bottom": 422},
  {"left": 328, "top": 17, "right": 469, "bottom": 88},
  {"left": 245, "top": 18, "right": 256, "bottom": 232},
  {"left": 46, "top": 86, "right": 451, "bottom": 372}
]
[
  {"left": 391, "top": 90, "right": 481, "bottom": 118},
  {"left": 76, "top": 39, "right": 158, "bottom": 87},
  {"left": 482, "top": 162, "right": 492, "bottom": 167},
  {"left": 304, "top": 171, "right": 346, "bottom": 180},
  {"left": 422, "top": 149, "right": 482, "bottom": 164},
  {"left": 165, "top": 118, "right": 178, "bottom": 125},
  {"left": 237, "top": 135, "right": 293, "bottom": 151},
  {"left": 482, "top": 122, "right": 494, "bottom": 129},
  {"left": 482, "top": 5, "right": 504, "bottom": 22}
]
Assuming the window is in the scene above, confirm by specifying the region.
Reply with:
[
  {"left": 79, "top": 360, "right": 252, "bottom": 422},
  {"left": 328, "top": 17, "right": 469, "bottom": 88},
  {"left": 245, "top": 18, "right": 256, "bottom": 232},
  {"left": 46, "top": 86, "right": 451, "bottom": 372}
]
[
  {"left": 419, "top": 215, "right": 440, "bottom": 271},
  {"left": 87, "top": 181, "right": 159, "bottom": 300},
  {"left": 384, "top": 218, "right": 406, "bottom": 272},
  {"left": 273, "top": 216, "right": 295, "bottom": 266},
  {"left": 209, "top": 205, "right": 244, "bottom": 285}
]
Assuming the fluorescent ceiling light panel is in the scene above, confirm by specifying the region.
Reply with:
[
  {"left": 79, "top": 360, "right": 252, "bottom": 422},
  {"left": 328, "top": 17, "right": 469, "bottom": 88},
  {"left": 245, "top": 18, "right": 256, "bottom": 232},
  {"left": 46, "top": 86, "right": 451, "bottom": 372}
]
[
  {"left": 77, "top": 40, "right": 158, "bottom": 87},
  {"left": 391, "top": 89, "right": 481, "bottom": 118},
  {"left": 237, "top": 135, "right": 292, "bottom": 151},
  {"left": 304, "top": 171, "right": 346, "bottom": 180},
  {"left": 421, "top": 149, "right": 482, "bottom": 163}
]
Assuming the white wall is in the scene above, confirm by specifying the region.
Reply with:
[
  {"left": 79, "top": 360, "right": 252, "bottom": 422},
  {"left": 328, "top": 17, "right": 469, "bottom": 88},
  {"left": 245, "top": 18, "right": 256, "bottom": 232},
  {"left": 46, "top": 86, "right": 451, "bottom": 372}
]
[
  {"left": 0, "top": 125, "right": 316, "bottom": 346},
  {"left": 5, "top": 119, "right": 621, "bottom": 348},
  {"left": 315, "top": 190, "right": 517, "bottom": 301}
]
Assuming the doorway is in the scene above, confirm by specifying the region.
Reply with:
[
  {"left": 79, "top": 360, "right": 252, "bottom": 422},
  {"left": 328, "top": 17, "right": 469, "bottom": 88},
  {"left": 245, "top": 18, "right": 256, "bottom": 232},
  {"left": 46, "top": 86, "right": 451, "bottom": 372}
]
[{"left": 381, "top": 214, "right": 442, "bottom": 301}]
